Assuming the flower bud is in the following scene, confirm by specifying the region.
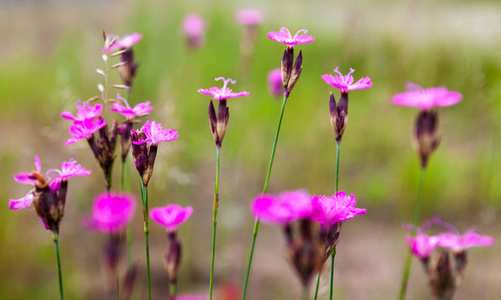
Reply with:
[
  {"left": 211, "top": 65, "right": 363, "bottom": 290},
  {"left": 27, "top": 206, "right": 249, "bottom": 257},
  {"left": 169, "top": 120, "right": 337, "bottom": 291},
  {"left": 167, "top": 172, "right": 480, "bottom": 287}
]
[
  {"left": 208, "top": 100, "right": 229, "bottom": 148},
  {"left": 329, "top": 92, "right": 349, "bottom": 143},
  {"left": 163, "top": 231, "right": 182, "bottom": 286},
  {"left": 118, "top": 48, "right": 139, "bottom": 89},
  {"left": 280, "top": 47, "right": 303, "bottom": 97},
  {"left": 119, "top": 121, "right": 134, "bottom": 163},
  {"left": 414, "top": 110, "right": 440, "bottom": 169},
  {"left": 131, "top": 130, "right": 148, "bottom": 178}
]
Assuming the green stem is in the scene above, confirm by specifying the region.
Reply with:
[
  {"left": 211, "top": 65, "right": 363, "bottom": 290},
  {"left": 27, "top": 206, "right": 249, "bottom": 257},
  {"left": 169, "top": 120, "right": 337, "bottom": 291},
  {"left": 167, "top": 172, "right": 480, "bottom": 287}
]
[
  {"left": 313, "top": 272, "right": 321, "bottom": 300},
  {"left": 303, "top": 285, "right": 309, "bottom": 300},
  {"left": 121, "top": 160, "right": 133, "bottom": 267},
  {"left": 140, "top": 179, "right": 151, "bottom": 300},
  {"left": 209, "top": 146, "right": 221, "bottom": 300},
  {"left": 328, "top": 142, "right": 341, "bottom": 300},
  {"left": 398, "top": 167, "right": 427, "bottom": 300},
  {"left": 170, "top": 282, "right": 176, "bottom": 299},
  {"left": 52, "top": 232, "right": 64, "bottom": 300},
  {"left": 335, "top": 142, "right": 340, "bottom": 192},
  {"left": 242, "top": 95, "right": 288, "bottom": 300}
]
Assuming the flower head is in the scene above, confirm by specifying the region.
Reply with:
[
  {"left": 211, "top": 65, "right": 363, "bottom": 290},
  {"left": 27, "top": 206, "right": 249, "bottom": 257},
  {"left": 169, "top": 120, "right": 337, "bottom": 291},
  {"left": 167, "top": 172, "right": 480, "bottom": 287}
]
[
  {"left": 46, "top": 158, "right": 92, "bottom": 181},
  {"left": 393, "top": 83, "right": 462, "bottom": 111},
  {"left": 250, "top": 190, "right": 312, "bottom": 224},
  {"left": 65, "top": 117, "right": 107, "bottom": 145},
  {"left": 131, "top": 120, "right": 178, "bottom": 146},
  {"left": 321, "top": 67, "right": 373, "bottom": 94},
  {"left": 83, "top": 192, "right": 136, "bottom": 233},
  {"left": 110, "top": 94, "right": 153, "bottom": 121},
  {"left": 103, "top": 33, "right": 143, "bottom": 53},
  {"left": 433, "top": 218, "right": 494, "bottom": 252},
  {"left": 267, "top": 27, "right": 315, "bottom": 46},
  {"left": 182, "top": 14, "right": 206, "bottom": 49},
  {"left": 310, "top": 191, "right": 367, "bottom": 225},
  {"left": 406, "top": 229, "right": 438, "bottom": 259},
  {"left": 61, "top": 101, "right": 103, "bottom": 122},
  {"left": 198, "top": 77, "right": 250, "bottom": 101},
  {"left": 267, "top": 68, "right": 283, "bottom": 97},
  {"left": 235, "top": 9, "right": 264, "bottom": 26},
  {"left": 150, "top": 204, "right": 193, "bottom": 232}
]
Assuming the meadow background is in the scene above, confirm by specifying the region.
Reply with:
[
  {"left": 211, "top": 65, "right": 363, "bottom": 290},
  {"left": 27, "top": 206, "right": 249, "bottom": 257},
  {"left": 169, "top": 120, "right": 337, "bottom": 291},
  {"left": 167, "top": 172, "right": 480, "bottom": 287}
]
[{"left": 1, "top": 0, "right": 501, "bottom": 299}]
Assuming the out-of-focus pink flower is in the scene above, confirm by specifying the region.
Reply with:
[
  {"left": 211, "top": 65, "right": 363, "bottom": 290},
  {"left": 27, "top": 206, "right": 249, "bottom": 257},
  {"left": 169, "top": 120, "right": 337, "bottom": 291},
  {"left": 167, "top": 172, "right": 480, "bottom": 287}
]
[
  {"left": 267, "top": 27, "right": 315, "bottom": 46},
  {"left": 250, "top": 190, "right": 312, "bottom": 224},
  {"left": 103, "top": 33, "right": 143, "bottom": 53},
  {"left": 392, "top": 83, "right": 462, "bottom": 111},
  {"left": 406, "top": 229, "right": 438, "bottom": 259},
  {"left": 65, "top": 118, "right": 107, "bottom": 145},
  {"left": 150, "top": 204, "right": 193, "bottom": 232},
  {"left": 198, "top": 77, "right": 250, "bottom": 100},
  {"left": 171, "top": 295, "right": 208, "bottom": 300},
  {"left": 182, "top": 14, "right": 206, "bottom": 49},
  {"left": 321, "top": 67, "right": 373, "bottom": 94},
  {"left": 433, "top": 218, "right": 494, "bottom": 252},
  {"left": 46, "top": 158, "right": 92, "bottom": 181},
  {"left": 235, "top": 9, "right": 264, "bottom": 26},
  {"left": 9, "top": 193, "right": 35, "bottom": 210},
  {"left": 131, "top": 120, "right": 178, "bottom": 146},
  {"left": 13, "top": 155, "right": 42, "bottom": 185},
  {"left": 109, "top": 94, "right": 153, "bottom": 120},
  {"left": 83, "top": 192, "right": 136, "bottom": 233},
  {"left": 310, "top": 191, "right": 366, "bottom": 225},
  {"left": 267, "top": 68, "right": 283, "bottom": 97},
  {"left": 61, "top": 101, "right": 103, "bottom": 122}
]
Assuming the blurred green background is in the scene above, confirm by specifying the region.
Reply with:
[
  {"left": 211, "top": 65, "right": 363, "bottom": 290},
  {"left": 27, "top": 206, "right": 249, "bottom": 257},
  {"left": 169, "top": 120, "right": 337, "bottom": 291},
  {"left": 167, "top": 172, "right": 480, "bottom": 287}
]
[{"left": 1, "top": 0, "right": 501, "bottom": 299}]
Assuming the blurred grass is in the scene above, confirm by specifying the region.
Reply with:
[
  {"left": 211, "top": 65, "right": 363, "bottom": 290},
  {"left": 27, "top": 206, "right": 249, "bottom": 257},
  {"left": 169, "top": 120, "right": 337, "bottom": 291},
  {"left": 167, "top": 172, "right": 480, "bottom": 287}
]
[{"left": 1, "top": 0, "right": 501, "bottom": 299}]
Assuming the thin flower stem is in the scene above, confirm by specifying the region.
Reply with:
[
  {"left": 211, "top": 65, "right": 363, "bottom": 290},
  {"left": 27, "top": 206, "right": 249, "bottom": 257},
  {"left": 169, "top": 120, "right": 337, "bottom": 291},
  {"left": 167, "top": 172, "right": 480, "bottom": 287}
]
[
  {"left": 303, "top": 285, "right": 309, "bottom": 300},
  {"left": 140, "top": 178, "right": 152, "bottom": 300},
  {"left": 121, "top": 160, "right": 134, "bottom": 267},
  {"left": 335, "top": 142, "right": 340, "bottom": 192},
  {"left": 209, "top": 146, "right": 221, "bottom": 300},
  {"left": 329, "top": 247, "right": 337, "bottom": 300},
  {"left": 242, "top": 95, "right": 288, "bottom": 300},
  {"left": 170, "top": 282, "right": 176, "bottom": 299},
  {"left": 313, "top": 272, "right": 321, "bottom": 300},
  {"left": 398, "top": 167, "right": 427, "bottom": 300},
  {"left": 52, "top": 232, "right": 64, "bottom": 300},
  {"left": 328, "top": 142, "right": 341, "bottom": 300}
]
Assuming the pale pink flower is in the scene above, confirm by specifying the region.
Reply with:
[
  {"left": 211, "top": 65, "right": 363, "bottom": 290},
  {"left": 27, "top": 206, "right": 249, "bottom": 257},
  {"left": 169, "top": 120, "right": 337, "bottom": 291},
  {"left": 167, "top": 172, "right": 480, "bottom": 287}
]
[
  {"left": 198, "top": 77, "right": 250, "bottom": 100},
  {"left": 131, "top": 120, "right": 178, "bottom": 146},
  {"left": 150, "top": 204, "right": 193, "bottom": 232},
  {"left": 235, "top": 9, "right": 264, "bottom": 26},
  {"left": 321, "top": 67, "right": 373, "bottom": 94},
  {"left": 310, "top": 191, "right": 367, "bottom": 225},
  {"left": 182, "top": 14, "right": 206, "bottom": 49},
  {"left": 46, "top": 158, "right": 92, "bottom": 181},
  {"left": 65, "top": 118, "right": 107, "bottom": 145},
  {"left": 406, "top": 229, "right": 438, "bottom": 259},
  {"left": 61, "top": 100, "right": 103, "bottom": 122},
  {"left": 13, "top": 155, "right": 42, "bottom": 185},
  {"left": 433, "top": 218, "right": 494, "bottom": 252},
  {"left": 9, "top": 193, "right": 35, "bottom": 210},
  {"left": 103, "top": 33, "right": 143, "bottom": 53},
  {"left": 392, "top": 83, "right": 462, "bottom": 111},
  {"left": 267, "top": 27, "right": 315, "bottom": 46},
  {"left": 109, "top": 94, "right": 153, "bottom": 120},
  {"left": 250, "top": 190, "right": 312, "bottom": 224},
  {"left": 267, "top": 68, "right": 283, "bottom": 97},
  {"left": 83, "top": 192, "right": 136, "bottom": 233}
]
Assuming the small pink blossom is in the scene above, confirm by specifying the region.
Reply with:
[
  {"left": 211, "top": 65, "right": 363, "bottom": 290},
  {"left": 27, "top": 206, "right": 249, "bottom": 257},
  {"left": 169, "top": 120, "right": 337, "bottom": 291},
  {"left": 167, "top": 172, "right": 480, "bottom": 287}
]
[
  {"left": 65, "top": 118, "right": 107, "bottom": 145},
  {"left": 267, "top": 27, "right": 315, "bottom": 46},
  {"left": 267, "top": 68, "right": 283, "bottom": 97},
  {"left": 235, "top": 9, "right": 264, "bottom": 26},
  {"left": 9, "top": 193, "right": 35, "bottom": 210},
  {"left": 321, "top": 67, "right": 373, "bottom": 94},
  {"left": 46, "top": 158, "right": 92, "bottom": 181},
  {"left": 392, "top": 83, "right": 462, "bottom": 111},
  {"left": 433, "top": 218, "right": 494, "bottom": 252},
  {"left": 310, "top": 191, "right": 367, "bottom": 225},
  {"left": 406, "top": 229, "right": 438, "bottom": 259},
  {"left": 198, "top": 77, "right": 250, "bottom": 101},
  {"left": 131, "top": 120, "right": 178, "bottom": 146},
  {"left": 83, "top": 192, "right": 136, "bottom": 233},
  {"left": 182, "top": 14, "right": 206, "bottom": 49},
  {"left": 61, "top": 100, "right": 103, "bottom": 122},
  {"left": 13, "top": 155, "right": 42, "bottom": 185},
  {"left": 171, "top": 295, "right": 208, "bottom": 300},
  {"left": 150, "top": 204, "right": 193, "bottom": 232},
  {"left": 109, "top": 94, "right": 153, "bottom": 120},
  {"left": 103, "top": 33, "right": 143, "bottom": 53},
  {"left": 250, "top": 190, "right": 312, "bottom": 224}
]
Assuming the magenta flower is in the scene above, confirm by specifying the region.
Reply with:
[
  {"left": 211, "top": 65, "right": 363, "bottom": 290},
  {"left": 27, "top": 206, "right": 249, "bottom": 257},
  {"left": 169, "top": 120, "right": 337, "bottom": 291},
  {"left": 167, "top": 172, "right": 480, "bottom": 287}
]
[
  {"left": 235, "top": 9, "right": 264, "bottom": 26},
  {"left": 406, "top": 229, "right": 438, "bottom": 259},
  {"left": 321, "top": 67, "right": 373, "bottom": 94},
  {"left": 61, "top": 100, "right": 103, "bottom": 122},
  {"left": 46, "top": 158, "right": 92, "bottom": 181},
  {"left": 9, "top": 193, "right": 35, "bottom": 210},
  {"left": 198, "top": 77, "right": 250, "bottom": 101},
  {"left": 172, "top": 295, "right": 208, "bottom": 300},
  {"left": 182, "top": 14, "right": 206, "bottom": 49},
  {"left": 150, "top": 204, "right": 193, "bottom": 232},
  {"left": 131, "top": 120, "right": 178, "bottom": 146},
  {"left": 109, "top": 94, "right": 153, "bottom": 121},
  {"left": 65, "top": 118, "right": 107, "bottom": 145},
  {"left": 267, "top": 68, "right": 283, "bottom": 97},
  {"left": 392, "top": 83, "right": 462, "bottom": 111},
  {"left": 433, "top": 218, "right": 494, "bottom": 252},
  {"left": 310, "top": 191, "right": 367, "bottom": 225},
  {"left": 267, "top": 27, "right": 315, "bottom": 46},
  {"left": 250, "top": 190, "right": 312, "bottom": 224},
  {"left": 13, "top": 155, "right": 42, "bottom": 185},
  {"left": 83, "top": 192, "right": 136, "bottom": 233},
  {"left": 103, "top": 33, "right": 143, "bottom": 53}
]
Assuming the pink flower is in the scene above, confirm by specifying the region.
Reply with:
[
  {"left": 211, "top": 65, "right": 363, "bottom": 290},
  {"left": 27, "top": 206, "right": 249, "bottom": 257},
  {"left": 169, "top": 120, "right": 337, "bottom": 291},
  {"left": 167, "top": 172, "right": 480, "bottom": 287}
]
[
  {"left": 267, "top": 68, "right": 283, "bottom": 97},
  {"left": 103, "top": 33, "right": 143, "bottom": 53},
  {"left": 310, "top": 191, "right": 367, "bottom": 225},
  {"left": 198, "top": 77, "right": 250, "bottom": 100},
  {"left": 433, "top": 218, "right": 494, "bottom": 252},
  {"left": 250, "top": 190, "right": 313, "bottom": 224},
  {"left": 171, "top": 295, "right": 208, "bottom": 300},
  {"left": 267, "top": 27, "right": 315, "bottom": 46},
  {"left": 65, "top": 118, "right": 107, "bottom": 145},
  {"left": 46, "top": 158, "right": 92, "bottom": 181},
  {"left": 392, "top": 83, "right": 462, "bottom": 111},
  {"left": 235, "top": 9, "right": 264, "bottom": 26},
  {"left": 321, "top": 67, "right": 373, "bottom": 94},
  {"left": 131, "top": 120, "right": 178, "bottom": 146},
  {"left": 61, "top": 100, "right": 103, "bottom": 122},
  {"left": 9, "top": 193, "right": 35, "bottom": 210},
  {"left": 83, "top": 192, "right": 136, "bottom": 233},
  {"left": 150, "top": 204, "right": 193, "bottom": 232},
  {"left": 109, "top": 94, "right": 153, "bottom": 120},
  {"left": 13, "top": 155, "right": 42, "bottom": 185},
  {"left": 406, "top": 229, "right": 438, "bottom": 259},
  {"left": 182, "top": 14, "right": 206, "bottom": 49}
]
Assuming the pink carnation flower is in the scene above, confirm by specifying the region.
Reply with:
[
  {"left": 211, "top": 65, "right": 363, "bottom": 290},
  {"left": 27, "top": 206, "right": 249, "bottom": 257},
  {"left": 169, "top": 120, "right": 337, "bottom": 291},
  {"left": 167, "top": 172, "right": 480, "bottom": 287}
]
[
  {"left": 13, "top": 155, "right": 42, "bottom": 185},
  {"left": 46, "top": 158, "right": 92, "bottom": 181},
  {"left": 250, "top": 190, "right": 312, "bottom": 224},
  {"left": 150, "top": 204, "right": 193, "bottom": 232},
  {"left": 109, "top": 94, "right": 153, "bottom": 120},
  {"left": 267, "top": 68, "right": 283, "bottom": 97},
  {"left": 392, "top": 83, "right": 462, "bottom": 111},
  {"left": 65, "top": 118, "right": 107, "bottom": 145},
  {"left": 61, "top": 100, "right": 103, "bottom": 122},
  {"left": 433, "top": 218, "right": 494, "bottom": 252},
  {"left": 310, "top": 191, "right": 367, "bottom": 225},
  {"left": 9, "top": 193, "right": 35, "bottom": 210},
  {"left": 198, "top": 77, "right": 250, "bottom": 100},
  {"left": 235, "top": 9, "right": 264, "bottom": 26},
  {"left": 131, "top": 120, "right": 179, "bottom": 146},
  {"left": 321, "top": 67, "right": 373, "bottom": 94},
  {"left": 103, "top": 33, "right": 143, "bottom": 53},
  {"left": 267, "top": 27, "right": 315, "bottom": 46},
  {"left": 182, "top": 14, "right": 206, "bottom": 49},
  {"left": 83, "top": 192, "right": 136, "bottom": 233},
  {"left": 406, "top": 229, "right": 438, "bottom": 259}
]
